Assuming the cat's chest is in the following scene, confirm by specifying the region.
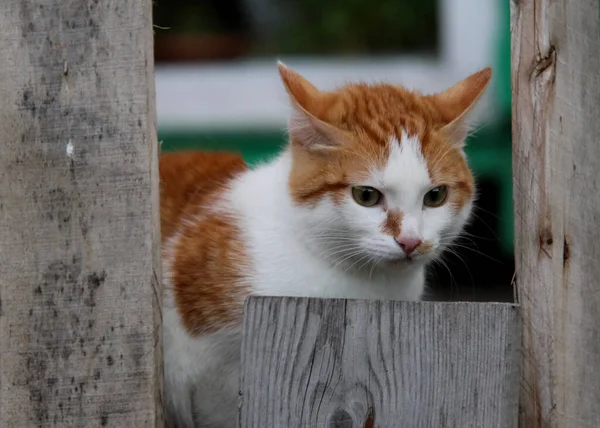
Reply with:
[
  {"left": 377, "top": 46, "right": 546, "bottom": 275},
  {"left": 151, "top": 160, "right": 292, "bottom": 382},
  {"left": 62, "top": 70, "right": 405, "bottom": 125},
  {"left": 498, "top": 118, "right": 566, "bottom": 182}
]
[{"left": 247, "top": 244, "right": 424, "bottom": 302}]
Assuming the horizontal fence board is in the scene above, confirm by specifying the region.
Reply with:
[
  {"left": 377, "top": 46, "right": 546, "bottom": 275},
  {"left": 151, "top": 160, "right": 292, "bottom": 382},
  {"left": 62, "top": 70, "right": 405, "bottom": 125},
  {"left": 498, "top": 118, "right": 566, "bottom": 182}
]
[{"left": 239, "top": 297, "right": 521, "bottom": 428}]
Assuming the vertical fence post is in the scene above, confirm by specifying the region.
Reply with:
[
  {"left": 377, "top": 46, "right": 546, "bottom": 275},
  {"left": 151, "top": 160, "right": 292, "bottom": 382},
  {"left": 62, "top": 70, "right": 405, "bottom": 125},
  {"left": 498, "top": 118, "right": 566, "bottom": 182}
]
[
  {"left": 511, "top": 0, "right": 600, "bottom": 426},
  {"left": 0, "top": 0, "right": 163, "bottom": 426}
]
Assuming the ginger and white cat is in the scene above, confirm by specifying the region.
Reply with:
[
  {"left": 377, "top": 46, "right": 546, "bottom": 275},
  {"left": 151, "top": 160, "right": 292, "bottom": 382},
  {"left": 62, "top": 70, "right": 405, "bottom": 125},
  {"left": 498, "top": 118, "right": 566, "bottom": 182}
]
[{"left": 160, "top": 63, "right": 492, "bottom": 427}]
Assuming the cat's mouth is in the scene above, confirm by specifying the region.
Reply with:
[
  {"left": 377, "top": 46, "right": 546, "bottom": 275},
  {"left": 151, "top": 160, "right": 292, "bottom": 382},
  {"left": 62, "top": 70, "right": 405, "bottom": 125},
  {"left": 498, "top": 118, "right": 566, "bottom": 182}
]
[
  {"left": 383, "top": 251, "right": 431, "bottom": 266},
  {"left": 359, "top": 244, "right": 432, "bottom": 268},
  {"left": 381, "top": 253, "right": 416, "bottom": 266}
]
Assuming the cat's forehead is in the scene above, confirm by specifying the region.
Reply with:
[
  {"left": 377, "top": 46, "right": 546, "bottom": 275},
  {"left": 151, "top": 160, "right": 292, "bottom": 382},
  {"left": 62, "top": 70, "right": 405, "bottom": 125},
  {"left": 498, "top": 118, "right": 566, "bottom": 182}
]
[
  {"left": 383, "top": 135, "right": 430, "bottom": 187},
  {"left": 334, "top": 83, "right": 442, "bottom": 136},
  {"left": 368, "top": 133, "right": 432, "bottom": 206}
]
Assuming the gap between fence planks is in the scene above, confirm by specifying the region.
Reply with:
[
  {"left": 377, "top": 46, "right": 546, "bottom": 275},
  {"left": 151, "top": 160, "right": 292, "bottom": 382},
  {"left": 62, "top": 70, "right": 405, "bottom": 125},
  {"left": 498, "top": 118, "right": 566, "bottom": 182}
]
[
  {"left": 0, "top": 0, "right": 163, "bottom": 426},
  {"left": 239, "top": 296, "right": 521, "bottom": 428},
  {"left": 511, "top": 0, "right": 600, "bottom": 426}
]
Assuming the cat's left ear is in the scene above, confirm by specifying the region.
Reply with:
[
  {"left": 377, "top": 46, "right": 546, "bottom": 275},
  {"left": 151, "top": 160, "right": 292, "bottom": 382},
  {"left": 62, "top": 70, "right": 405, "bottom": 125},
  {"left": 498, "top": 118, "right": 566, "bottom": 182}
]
[{"left": 427, "top": 67, "right": 492, "bottom": 146}]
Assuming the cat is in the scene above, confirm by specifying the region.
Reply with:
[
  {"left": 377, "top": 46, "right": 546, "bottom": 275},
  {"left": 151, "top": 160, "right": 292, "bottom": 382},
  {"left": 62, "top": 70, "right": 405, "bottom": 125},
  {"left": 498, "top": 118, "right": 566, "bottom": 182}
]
[{"left": 160, "top": 62, "right": 492, "bottom": 428}]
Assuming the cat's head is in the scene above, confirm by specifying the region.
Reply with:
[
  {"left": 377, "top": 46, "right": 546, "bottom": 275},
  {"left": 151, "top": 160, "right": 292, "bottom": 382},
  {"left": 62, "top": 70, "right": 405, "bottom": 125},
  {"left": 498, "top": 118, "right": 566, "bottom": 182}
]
[{"left": 278, "top": 62, "right": 491, "bottom": 270}]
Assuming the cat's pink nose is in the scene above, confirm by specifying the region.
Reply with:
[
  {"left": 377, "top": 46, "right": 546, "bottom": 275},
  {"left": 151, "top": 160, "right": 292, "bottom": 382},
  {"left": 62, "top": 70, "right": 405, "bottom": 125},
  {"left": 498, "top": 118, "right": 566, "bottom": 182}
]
[{"left": 396, "top": 237, "right": 422, "bottom": 256}]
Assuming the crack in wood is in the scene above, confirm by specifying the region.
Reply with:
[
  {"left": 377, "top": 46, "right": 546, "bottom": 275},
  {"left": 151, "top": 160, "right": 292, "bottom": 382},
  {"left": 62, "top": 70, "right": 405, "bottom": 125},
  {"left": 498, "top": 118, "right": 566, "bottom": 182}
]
[
  {"left": 532, "top": 45, "right": 557, "bottom": 79},
  {"left": 364, "top": 407, "right": 374, "bottom": 428}
]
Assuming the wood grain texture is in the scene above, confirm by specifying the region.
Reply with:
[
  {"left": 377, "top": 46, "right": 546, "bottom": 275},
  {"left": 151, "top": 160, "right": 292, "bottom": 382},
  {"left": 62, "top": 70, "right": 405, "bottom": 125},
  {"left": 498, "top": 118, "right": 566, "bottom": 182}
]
[
  {"left": 239, "top": 297, "right": 520, "bottom": 428},
  {"left": 511, "top": 0, "right": 600, "bottom": 426},
  {"left": 0, "top": 0, "right": 163, "bottom": 426}
]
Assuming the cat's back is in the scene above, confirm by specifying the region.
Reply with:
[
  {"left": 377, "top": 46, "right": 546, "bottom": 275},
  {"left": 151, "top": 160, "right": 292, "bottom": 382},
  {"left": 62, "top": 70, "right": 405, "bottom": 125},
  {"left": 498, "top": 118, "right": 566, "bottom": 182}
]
[
  {"left": 160, "top": 148, "right": 251, "bottom": 337},
  {"left": 159, "top": 150, "right": 248, "bottom": 240},
  {"left": 160, "top": 150, "right": 250, "bottom": 428}
]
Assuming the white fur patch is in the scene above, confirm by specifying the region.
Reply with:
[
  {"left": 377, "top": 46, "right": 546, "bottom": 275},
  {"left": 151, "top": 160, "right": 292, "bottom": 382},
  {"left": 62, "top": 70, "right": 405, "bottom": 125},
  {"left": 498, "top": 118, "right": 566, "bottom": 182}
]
[
  {"left": 380, "top": 134, "right": 431, "bottom": 238},
  {"left": 361, "top": 131, "right": 473, "bottom": 257}
]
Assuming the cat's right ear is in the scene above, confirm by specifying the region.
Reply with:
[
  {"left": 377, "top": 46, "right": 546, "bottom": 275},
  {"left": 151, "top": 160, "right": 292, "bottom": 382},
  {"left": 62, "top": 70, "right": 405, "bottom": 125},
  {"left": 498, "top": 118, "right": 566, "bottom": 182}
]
[
  {"left": 277, "top": 62, "right": 348, "bottom": 153},
  {"left": 426, "top": 67, "right": 492, "bottom": 147}
]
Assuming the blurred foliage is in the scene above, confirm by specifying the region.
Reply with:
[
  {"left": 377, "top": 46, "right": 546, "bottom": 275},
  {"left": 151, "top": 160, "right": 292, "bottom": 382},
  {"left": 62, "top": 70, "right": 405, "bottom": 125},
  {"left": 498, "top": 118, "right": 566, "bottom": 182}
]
[
  {"left": 154, "top": 0, "right": 244, "bottom": 34},
  {"left": 169, "top": 5, "right": 221, "bottom": 33},
  {"left": 266, "top": 0, "right": 437, "bottom": 55},
  {"left": 153, "top": 0, "right": 438, "bottom": 55}
]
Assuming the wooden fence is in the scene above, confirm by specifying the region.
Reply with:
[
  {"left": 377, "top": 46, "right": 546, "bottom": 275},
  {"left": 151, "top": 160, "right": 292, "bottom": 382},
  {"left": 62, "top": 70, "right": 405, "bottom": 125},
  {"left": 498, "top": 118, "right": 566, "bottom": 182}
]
[
  {"left": 0, "top": 0, "right": 599, "bottom": 427},
  {"left": 511, "top": 0, "right": 600, "bottom": 426},
  {"left": 0, "top": 0, "right": 163, "bottom": 426}
]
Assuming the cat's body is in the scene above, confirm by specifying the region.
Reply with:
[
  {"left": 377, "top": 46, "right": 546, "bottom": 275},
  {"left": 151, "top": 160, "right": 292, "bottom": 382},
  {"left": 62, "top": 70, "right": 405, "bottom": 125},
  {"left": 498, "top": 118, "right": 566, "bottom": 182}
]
[
  {"left": 160, "top": 150, "right": 424, "bottom": 428},
  {"left": 161, "top": 64, "right": 491, "bottom": 428}
]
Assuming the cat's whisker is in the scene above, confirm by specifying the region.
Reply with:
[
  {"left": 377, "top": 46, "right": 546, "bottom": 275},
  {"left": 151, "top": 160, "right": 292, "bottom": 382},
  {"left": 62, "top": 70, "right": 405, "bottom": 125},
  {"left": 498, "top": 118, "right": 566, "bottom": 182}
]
[
  {"left": 441, "top": 230, "right": 486, "bottom": 242},
  {"left": 331, "top": 249, "right": 367, "bottom": 269},
  {"left": 357, "top": 255, "right": 377, "bottom": 273},
  {"left": 368, "top": 257, "right": 381, "bottom": 279},
  {"left": 440, "top": 239, "right": 480, "bottom": 252},
  {"left": 467, "top": 211, "right": 504, "bottom": 242},
  {"left": 439, "top": 233, "right": 479, "bottom": 247},
  {"left": 311, "top": 249, "right": 361, "bottom": 265},
  {"left": 358, "top": 255, "right": 378, "bottom": 272},
  {"left": 430, "top": 255, "right": 459, "bottom": 298},
  {"left": 442, "top": 242, "right": 503, "bottom": 264},
  {"left": 310, "top": 236, "right": 359, "bottom": 242},
  {"left": 314, "top": 243, "right": 361, "bottom": 251},
  {"left": 343, "top": 253, "right": 373, "bottom": 274},
  {"left": 440, "top": 250, "right": 477, "bottom": 296},
  {"left": 449, "top": 230, "right": 485, "bottom": 240},
  {"left": 317, "top": 245, "right": 365, "bottom": 260},
  {"left": 441, "top": 249, "right": 474, "bottom": 276}
]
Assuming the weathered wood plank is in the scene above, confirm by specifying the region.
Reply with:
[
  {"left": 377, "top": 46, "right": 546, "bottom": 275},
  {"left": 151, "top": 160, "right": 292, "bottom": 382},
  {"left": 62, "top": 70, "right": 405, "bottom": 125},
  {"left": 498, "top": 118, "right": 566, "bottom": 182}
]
[
  {"left": 0, "top": 0, "right": 163, "bottom": 426},
  {"left": 511, "top": 0, "right": 600, "bottom": 426},
  {"left": 239, "top": 297, "right": 520, "bottom": 428}
]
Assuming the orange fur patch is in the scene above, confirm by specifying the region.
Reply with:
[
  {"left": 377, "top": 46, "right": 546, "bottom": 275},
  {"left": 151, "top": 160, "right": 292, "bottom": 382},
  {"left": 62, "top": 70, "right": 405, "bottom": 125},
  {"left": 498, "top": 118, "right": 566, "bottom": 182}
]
[
  {"left": 381, "top": 210, "right": 403, "bottom": 236},
  {"left": 160, "top": 151, "right": 247, "bottom": 240},
  {"left": 416, "top": 240, "right": 434, "bottom": 255},
  {"left": 160, "top": 151, "right": 250, "bottom": 335},
  {"left": 170, "top": 214, "right": 248, "bottom": 335}
]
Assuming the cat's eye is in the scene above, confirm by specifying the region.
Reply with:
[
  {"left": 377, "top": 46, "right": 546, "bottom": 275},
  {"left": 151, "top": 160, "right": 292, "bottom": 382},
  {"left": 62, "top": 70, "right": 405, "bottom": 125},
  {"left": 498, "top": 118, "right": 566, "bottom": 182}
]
[
  {"left": 423, "top": 185, "right": 449, "bottom": 207},
  {"left": 351, "top": 186, "right": 382, "bottom": 207}
]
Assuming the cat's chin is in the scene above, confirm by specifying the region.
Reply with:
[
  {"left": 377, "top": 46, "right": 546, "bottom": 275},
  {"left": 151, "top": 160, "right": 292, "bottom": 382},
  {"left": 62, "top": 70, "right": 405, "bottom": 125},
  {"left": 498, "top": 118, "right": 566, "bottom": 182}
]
[
  {"left": 380, "top": 253, "right": 431, "bottom": 268},
  {"left": 386, "top": 257, "right": 416, "bottom": 267}
]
